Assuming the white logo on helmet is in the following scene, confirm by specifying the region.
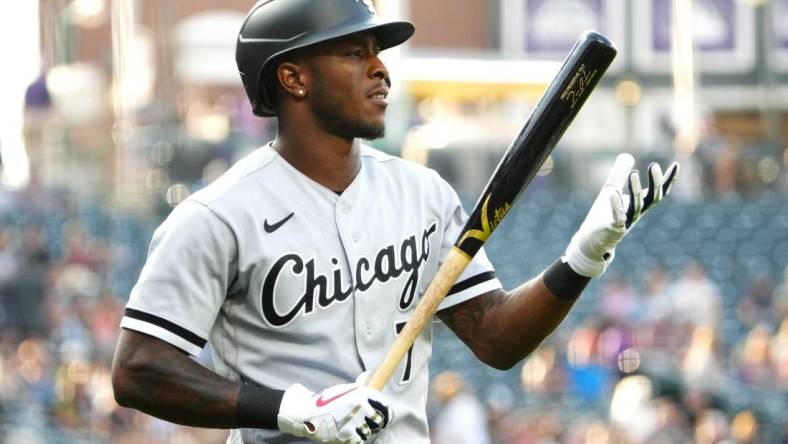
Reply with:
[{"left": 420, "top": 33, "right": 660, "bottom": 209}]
[{"left": 356, "top": 0, "right": 376, "bottom": 15}]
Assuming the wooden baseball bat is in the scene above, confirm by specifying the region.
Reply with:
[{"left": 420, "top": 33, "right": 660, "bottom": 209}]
[{"left": 367, "top": 30, "right": 618, "bottom": 390}]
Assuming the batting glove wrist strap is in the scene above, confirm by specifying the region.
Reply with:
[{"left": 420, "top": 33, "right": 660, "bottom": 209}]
[
  {"left": 543, "top": 258, "right": 591, "bottom": 300},
  {"left": 278, "top": 373, "right": 393, "bottom": 443},
  {"left": 278, "top": 383, "right": 315, "bottom": 438},
  {"left": 565, "top": 153, "right": 680, "bottom": 279}
]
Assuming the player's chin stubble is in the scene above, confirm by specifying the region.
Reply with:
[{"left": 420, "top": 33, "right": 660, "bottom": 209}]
[
  {"left": 313, "top": 100, "right": 385, "bottom": 140},
  {"left": 309, "top": 81, "right": 385, "bottom": 141}
]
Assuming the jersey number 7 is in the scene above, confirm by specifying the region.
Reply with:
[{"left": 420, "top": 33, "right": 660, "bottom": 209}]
[{"left": 395, "top": 322, "right": 413, "bottom": 384}]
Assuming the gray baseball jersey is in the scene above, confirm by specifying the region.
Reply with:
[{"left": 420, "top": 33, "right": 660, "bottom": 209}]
[{"left": 120, "top": 142, "right": 502, "bottom": 443}]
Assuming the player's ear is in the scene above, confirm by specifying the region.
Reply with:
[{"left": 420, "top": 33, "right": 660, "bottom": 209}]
[{"left": 277, "top": 62, "right": 308, "bottom": 99}]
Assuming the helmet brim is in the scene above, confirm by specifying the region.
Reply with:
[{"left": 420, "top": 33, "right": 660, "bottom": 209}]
[{"left": 270, "top": 20, "right": 415, "bottom": 62}]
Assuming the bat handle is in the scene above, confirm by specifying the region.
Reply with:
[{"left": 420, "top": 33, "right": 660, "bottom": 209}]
[{"left": 366, "top": 247, "right": 472, "bottom": 390}]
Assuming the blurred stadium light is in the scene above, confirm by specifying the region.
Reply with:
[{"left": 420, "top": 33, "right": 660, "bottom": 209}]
[
  {"left": 671, "top": 0, "right": 700, "bottom": 155},
  {"left": 0, "top": 0, "right": 39, "bottom": 188}
]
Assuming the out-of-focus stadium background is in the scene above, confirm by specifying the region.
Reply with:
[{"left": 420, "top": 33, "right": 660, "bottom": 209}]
[{"left": 0, "top": 0, "right": 786, "bottom": 443}]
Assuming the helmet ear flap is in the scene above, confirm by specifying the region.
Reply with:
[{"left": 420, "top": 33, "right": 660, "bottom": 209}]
[
  {"left": 236, "top": 38, "right": 279, "bottom": 117},
  {"left": 259, "top": 57, "right": 284, "bottom": 114}
]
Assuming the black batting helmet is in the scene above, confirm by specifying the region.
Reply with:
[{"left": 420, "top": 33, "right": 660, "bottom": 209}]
[{"left": 236, "top": 0, "right": 415, "bottom": 117}]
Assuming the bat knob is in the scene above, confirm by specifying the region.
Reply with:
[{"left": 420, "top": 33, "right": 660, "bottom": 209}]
[{"left": 578, "top": 29, "right": 617, "bottom": 52}]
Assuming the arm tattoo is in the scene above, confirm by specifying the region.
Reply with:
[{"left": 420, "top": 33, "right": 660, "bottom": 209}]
[
  {"left": 437, "top": 280, "right": 578, "bottom": 369},
  {"left": 437, "top": 290, "right": 509, "bottom": 352}
]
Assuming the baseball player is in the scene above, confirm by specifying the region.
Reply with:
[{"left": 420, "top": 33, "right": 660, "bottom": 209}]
[{"left": 111, "top": 1, "right": 680, "bottom": 443}]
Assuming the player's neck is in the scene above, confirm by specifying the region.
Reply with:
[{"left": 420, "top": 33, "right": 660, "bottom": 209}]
[{"left": 273, "top": 129, "right": 361, "bottom": 193}]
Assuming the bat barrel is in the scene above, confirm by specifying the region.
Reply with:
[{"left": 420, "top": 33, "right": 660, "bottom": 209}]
[{"left": 455, "top": 30, "right": 617, "bottom": 258}]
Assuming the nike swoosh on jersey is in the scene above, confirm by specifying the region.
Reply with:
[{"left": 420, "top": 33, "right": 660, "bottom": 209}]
[
  {"left": 315, "top": 387, "right": 358, "bottom": 407},
  {"left": 263, "top": 212, "right": 295, "bottom": 233}
]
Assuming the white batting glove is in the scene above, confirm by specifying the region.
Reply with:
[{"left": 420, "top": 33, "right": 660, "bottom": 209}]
[
  {"left": 564, "top": 153, "right": 680, "bottom": 278},
  {"left": 277, "top": 372, "right": 393, "bottom": 443}
]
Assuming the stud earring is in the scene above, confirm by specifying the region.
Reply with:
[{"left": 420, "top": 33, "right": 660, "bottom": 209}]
[{"left": 298, "top": 89, "right": 305, "bottom": 96}]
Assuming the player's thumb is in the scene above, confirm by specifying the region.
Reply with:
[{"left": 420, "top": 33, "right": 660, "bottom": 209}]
[{"left": 607, "top": 188, "right": 626, "bottom": 229}]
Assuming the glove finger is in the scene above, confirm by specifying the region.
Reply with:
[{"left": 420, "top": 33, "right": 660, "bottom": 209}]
[
  {"left": 605, "top": 153, "right": 635, "bottom": 191},
  {"left": 329, "top": 403, "right": 363, "bottom": 434},
  {"left": 662, "top": 162, "right": 680, "bottom": 197},
  {"left": 366, "top": 415, "right": 383, "bottom": 434},
  {"left": 625, "top": 171, "right": 642, "bottom": 229},
  {"left": 642, "top": 162, "right": 663, "bottom": 211},
  {"left": 342, "top": 394, "right": 379, "bottom": 430},
  {"left": 367, "top": 399, "right": 390, "bottom": 428},
  {"left": 338, "top": 407, "right": 369, "bottom": 443},
  {"left": 355, "top": 423, "right": 371, "bottom": 442}
]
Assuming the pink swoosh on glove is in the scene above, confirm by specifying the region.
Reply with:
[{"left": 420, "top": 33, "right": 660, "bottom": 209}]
[{"left": 315, "top": 387, "right": 358, "bottom": 407}]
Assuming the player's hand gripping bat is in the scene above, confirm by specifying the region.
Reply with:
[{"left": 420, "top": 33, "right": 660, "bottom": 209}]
[{"left": 367, "top": 30, "right": 618, "bottom": 390}]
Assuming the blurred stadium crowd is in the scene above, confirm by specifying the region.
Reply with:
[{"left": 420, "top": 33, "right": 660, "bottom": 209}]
[
  {"left": 0, "top": 183, "right": 226, "bottom": 443},
  {"left": 428, "top": 190, "right": 788, "bottom": 444}
]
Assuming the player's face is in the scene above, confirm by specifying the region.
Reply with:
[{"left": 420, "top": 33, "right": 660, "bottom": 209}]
[{"left": 304, "top": 32, "right": 390, "bottom": 140}]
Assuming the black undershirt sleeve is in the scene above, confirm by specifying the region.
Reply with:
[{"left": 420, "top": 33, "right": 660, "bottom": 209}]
[
  {"left": 235, "top": 383, "right": 285, "bottom": 429},
  {"left": 542, "top": 258, "right": 591, "bottom": 300}
]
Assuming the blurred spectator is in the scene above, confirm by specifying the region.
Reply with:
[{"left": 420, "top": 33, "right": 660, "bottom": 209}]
[
  {"left": 597, "top": 274, "right": 641, "bottom": 326},
  {"left": 520, "top": 346, "right": 567, "bottom": 397},
  {"left": 430, "top": 371, "right": 492, "bottom": 444},
  {"left": 641, "top": 266, "right": 673, "bottom": 325},
  {"left": 88, "top": 293, "right": 124, "bottom": 359},
  {"left": 736, "top": 273, "right": 776, "bottom": 329},
  {"left": 565, "top": 326, "right": 613, "bottom": 405},
  {"left": 22, "top": 72, "right": 52, "bottom": 184},
  {"left": 693, "top": 409, "right": 731, "bottom": 444},
  {"left": 770, "top": 318, "right": 788, "bottom": 389},
  {"left": 680, "top": 389, "right": 715, "bottom": 428},
  {"left": 773, "top": 266, "right": 788, "bottom": 321},
  {"left": 638, "top": 266, "right": 682, "bottom": 354},
  {"left": 0, "top": 226, "right": 18, "bottom": 286},
  {"left": 23, "top": 73, "right": 51, "bottom": 110},
  {"left": 730, "top": 410, "right": 760, "bottom": 444},
  {"left": 609, "top": 375, "right": 658, "bottom": 442},
  {"left": 713, "top": 141, "right": 739, "bottom": 197},
  {"left": 672, "top": 153, "right": 705, "bottom": 202},
  {"left": 735, "top": 323, "right": 776, "bottom": 387},
  {"left": 501, "top": 410, "right": 562, "bottom": 444},
  {"left": 671, "top": 262, "right": 722, "bottom": 327},
  {"left": 645, "top": 397, "right": 693, "bottom": 444},
  {"left": 681, "top": 325, "right": 725, "bottom": 393},
  {"left": 0, "top": 227, "right": 50, "bottom": 338}
]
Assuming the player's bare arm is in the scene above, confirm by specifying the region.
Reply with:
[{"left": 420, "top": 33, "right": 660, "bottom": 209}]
[
  {"left": 438, "top": 282, "right": 576, "bottom": 370},
  {"left": 112, "top": 329, "right": 247, "bottom": 428},
  {"left": 113, "top": 329, "right": 391, "bottom": 441},
  {"left": 440, "top": 154, "right": 679, "bottom": 370}
]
